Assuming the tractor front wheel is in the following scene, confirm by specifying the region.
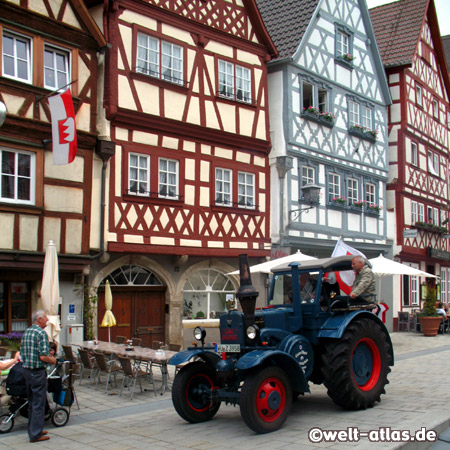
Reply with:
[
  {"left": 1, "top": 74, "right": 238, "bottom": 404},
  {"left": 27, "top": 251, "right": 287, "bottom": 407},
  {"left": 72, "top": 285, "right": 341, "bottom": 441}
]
[
  {"left": 172, "top": 361, "right": 220, "bottom": 423},
  {"left": 240, "top": 366, "right": 292, "bottom": 433},
  {"left": 322, "top": 318, "right": 392, "bottom": 410}
]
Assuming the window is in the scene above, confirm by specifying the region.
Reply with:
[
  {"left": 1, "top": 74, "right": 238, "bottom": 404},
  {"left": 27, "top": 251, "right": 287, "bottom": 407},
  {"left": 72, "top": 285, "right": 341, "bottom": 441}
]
[
  {"left": 328, "top": 173, "right": 340, "bottom": 201},
  {"left": 336, "top": 30, "right": 349, "bottom": 57},
  {"left": 434, "top": 208, "right": 439, "bottom": 226},
  {"left": 301, "top": 166, "right": 315, "bottom": 186},
  {"left": 365, "top": 183, "right": 376, "bottom": 206},
  {"left": 301, "top": 79, "right": 330, "bottom": 114},
  {"left": 403, "top": 263, "right": 419, "bottom": 306},
  {"left": 2, "top": 31, "right": 31, "bottom": 83},
  {"left": 349, "top": 100, "right": 359, "bottom": 126},
  {"left": 0, "top": 282, "right": 30, "bottom": 333},
  {"left": 427, "top": 206, "right": 433, "bottom": 223},
  {"left": 418, "top": 203, "right": 425, "bottom": 222},
  {"left": 428, "top": 150, "right": 439, "bottom": 176},
  {"left": 416, "top": 84, "right": 423, "bottom": 107},
  {"left": 44, "top": 45, "right": 70, "bottom": 90},
  {"left": 136, "top": 32, "right": 183, "bottom": 85},
  {"left": 347, "top": 178, "right": 358, "bottom": 204},
  {"left": 128, "top": 153, "right": 150, "bottom": 196},
  {"left": 158, "top": 158, "right": 178, "bottom": 198},
  {"left": 411, "top": 201, "right": 418, "bottom": 224},
  {"left": 433, "top": 98, "right": 439, "bottom": 119},
  {"left": 218, "top": 60, "right": 251, "bottom": 103},
  {"left": 237, "top": 172, "right": 255, "bottom": 208},
  {"left": 215, "top": 168, "right": 232, "bottom": 206},
  {"left": 411, "top": 142, "right": 418, "bottom": 166},
  {"left": 0, "top": 149, "right": 35, "bottom": 205},
  {"left": 361, "top": 106, "right": 372, "bottom": 130},
  {"left": 442, "top": 268, "right": 450, "bottom": 305}
]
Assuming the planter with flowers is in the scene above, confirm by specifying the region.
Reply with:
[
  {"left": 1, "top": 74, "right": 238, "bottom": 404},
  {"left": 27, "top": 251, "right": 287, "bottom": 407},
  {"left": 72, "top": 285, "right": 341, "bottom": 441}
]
[
  {"left": 302, "top": 107, "right": 335, "bottom": 128},
  {"left": 329, "top": 196, "right": 347, "bottom": 209},
  {"left": 349, "top": 124, "right": 378, "bottom": 142},
  {"left": 350, "top": 200, "right": 365, "bottom": 212},
  {"left": 0, "top": 332, "right": 23, "bottom": 355},
  {"left": 366, "top": 204, "right": 382, "bottom": 216},
  {"left": 336, "top": 53, "right": 355, "bottom": 69}
]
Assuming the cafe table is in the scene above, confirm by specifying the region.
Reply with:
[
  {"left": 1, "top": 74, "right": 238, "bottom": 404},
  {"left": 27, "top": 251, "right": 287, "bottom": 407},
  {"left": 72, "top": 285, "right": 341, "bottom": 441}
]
[{"left": 80, "top": 341, "right": 177, "bottom": 394}]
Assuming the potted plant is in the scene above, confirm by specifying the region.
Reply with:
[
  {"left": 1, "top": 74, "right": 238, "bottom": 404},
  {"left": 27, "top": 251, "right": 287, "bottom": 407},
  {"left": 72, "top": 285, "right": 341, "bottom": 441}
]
[{"left": 418, "top": 283, "right": 441, "bottom": 336}]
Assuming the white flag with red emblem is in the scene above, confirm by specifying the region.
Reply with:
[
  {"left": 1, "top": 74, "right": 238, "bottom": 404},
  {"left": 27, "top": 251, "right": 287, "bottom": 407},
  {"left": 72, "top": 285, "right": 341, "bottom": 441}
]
[
  {"left": 331, "top": 237, "right": 366, "bottom": 294},
  {"left": 48, "top": 89, "right": 77, "bottom": 165}
]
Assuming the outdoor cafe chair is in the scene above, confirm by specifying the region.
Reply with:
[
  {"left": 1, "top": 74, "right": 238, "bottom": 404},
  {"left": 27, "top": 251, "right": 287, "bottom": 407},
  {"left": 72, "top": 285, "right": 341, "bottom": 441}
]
[
  {"left": 152, "top": 341, "right": 164, "bottom": 350},
  {"left": 93, "top": 351, "right": 122, "bottom": 394},
  {"left": 116, "top": 336, "right": 127, "bottom": 344},
  {"left": 397, "top": 312, "right": 411, "bottom": 332},
  {"left": 62, "top": 344, "right": 78, "bottom": 363},
  {"left": 78, "top": 348, "right": 99, "bottom": 386},
  {"left": 131, "top": 337, "right": 142, "bottom": 347},
  {"left": 117, "top": 355, "right": 153, "bottom": 400}
]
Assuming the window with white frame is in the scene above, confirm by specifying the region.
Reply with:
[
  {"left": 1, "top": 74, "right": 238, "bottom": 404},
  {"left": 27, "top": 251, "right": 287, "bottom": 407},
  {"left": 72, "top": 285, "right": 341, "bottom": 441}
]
[
  {"left": 44, "top": 44, "right": 70, "bottom": 90},
  {"left": 237, "top": 172, "right": 255, "bottom": 208},
  {"left": 328, "top": 173, "right": 340, "bottom": 201},
  {"left": 411, "top": 142, "right": 418, "bottom": 166},
  {"left": 427, "top": 206, "right": 433, "bottom": 223},
  {"left": 428, "top": 150, "right": 439, "bottom": 176},
  {"left": 301, "top": 166, "right": 315, "bottom": 186},
  {"left": 441, "top": 268, "right": 450, "bottom": 304},
  {"left": 411, "top": 201, "right": 418, "bottom": 224},
  {"left": 433, "top": 98, "right": 439, "bottom": 119},
  {"left": 361, "top": 106, "right": 372, "bottom": 129},
  {"left": 218, "top": 60, "right": 251, "bottom": 103},
  {"left": 301, "top": 79, "right": 330, "bottom": 114},
  {"left": 136, "top": 32, "right": 183, "bottom": 85},
  {"left": 434, "top": 207, "right": 439, "bottom": 226},
  {"left": 349, "top": 100, "right": 359, "bottom": 126},
  {"left": 403, "top": 263, "right": 419, "bottom": 306},
  {"left": 0, "top": 149, "right": 35, "bottom": 205},
  {"left": 365, "top": 183, "right": 376, "bottom": 206},
  {"left": 129, "top": 153, "right": 150, "bottom": 196},
  {"left": 215, "top": 168, "right": 232, "bottom": 206},
  {"left": 418, "top": 203, "right": 425, "bottom": 222},
  {"left": 158, "top": 158, "right": 178, "bottom": 198},
  {"left": 336, "top": 30, "right": 349, "bottom": 57},
  {"left": 347, "top": 178, "right": 358, "bottom": 204},
  {"left": 2, "top": 31, "right": 32, "bottom": 83},
  {"left": 416, "top": 84, "right": 423, "bottom": 107}
]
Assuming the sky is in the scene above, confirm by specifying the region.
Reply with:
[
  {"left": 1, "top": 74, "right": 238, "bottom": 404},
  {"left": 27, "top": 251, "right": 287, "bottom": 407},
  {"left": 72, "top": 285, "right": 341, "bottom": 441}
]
[{"left": 366, "top": 0, "right": 450, "bottom": 36}]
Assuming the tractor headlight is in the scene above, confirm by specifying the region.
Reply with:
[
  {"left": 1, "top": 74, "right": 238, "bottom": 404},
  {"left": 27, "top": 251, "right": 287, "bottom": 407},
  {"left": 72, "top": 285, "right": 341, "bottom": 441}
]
[
  {"left": 246, "top": 325, "right": 259, "bottom": 340},
  {"left": 194, "top": 326, "right": 206, "bottom": 343}
]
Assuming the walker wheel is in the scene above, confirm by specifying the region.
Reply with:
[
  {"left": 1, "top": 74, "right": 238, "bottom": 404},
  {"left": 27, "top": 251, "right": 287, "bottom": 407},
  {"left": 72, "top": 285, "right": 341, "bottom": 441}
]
[
  {"left": 0, "top": 414, "right": 14, "bottom": 433},
  {"left": 51, "top": 408, "right": 69, "bottom": 427}
]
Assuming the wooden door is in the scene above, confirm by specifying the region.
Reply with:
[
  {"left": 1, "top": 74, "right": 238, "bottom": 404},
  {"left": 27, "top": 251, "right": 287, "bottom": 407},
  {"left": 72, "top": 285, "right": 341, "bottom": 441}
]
[{"left": 97, "top": 288, "right": 165, "bottom": 347}]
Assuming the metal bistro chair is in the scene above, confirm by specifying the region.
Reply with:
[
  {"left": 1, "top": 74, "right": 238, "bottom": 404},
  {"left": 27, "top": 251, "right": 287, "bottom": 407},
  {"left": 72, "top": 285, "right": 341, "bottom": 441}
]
[
  {"left": 93, "top": 351, "right": 122, "bottom": 393},
  {"left": 62, "top": 344, "right": 78, "bottom": 363},
  {"left": 397, "top": 311, "right": 411, "bottom": 332},
  {"left": 131, "top": 337, "right": 142, "bottom": 347},
  {"left": 117, "top": 355, "right": 150, "bottom": 400},
  {"left": 439, "top": 315, "right": 449, "bottom": 334},
  {"left": 116, "top": 336, "right": 127, "bottom": 344},
  {"left": 78, "top": 348, "right": 99, "bottom": 386}
]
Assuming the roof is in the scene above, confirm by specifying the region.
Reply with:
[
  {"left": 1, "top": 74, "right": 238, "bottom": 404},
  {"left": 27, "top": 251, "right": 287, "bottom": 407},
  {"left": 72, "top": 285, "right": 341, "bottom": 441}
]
[
  {"left": 369, "top": 0, "right": 428, "bottom": 68},
  {"left": 271, "top": 255, "right": 357, "bottom": 273},
  {"left": 442, "top": 35, "right": 450, "bottom": 73},
  {"left": 255, "top": 0, "right": 319, "bottom": 60}
]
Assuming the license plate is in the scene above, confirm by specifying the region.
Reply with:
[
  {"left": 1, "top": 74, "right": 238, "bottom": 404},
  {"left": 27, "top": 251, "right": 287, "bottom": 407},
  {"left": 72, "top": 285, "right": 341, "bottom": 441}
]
[{"left": 216, "top": 344, "right": 240, "bottom": 353}]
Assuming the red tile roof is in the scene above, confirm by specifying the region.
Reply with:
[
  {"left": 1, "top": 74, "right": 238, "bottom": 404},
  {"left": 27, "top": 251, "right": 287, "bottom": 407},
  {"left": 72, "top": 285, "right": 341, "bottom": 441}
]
[{"left": 370, "top": 0, "right": 428, "bottom": 68}]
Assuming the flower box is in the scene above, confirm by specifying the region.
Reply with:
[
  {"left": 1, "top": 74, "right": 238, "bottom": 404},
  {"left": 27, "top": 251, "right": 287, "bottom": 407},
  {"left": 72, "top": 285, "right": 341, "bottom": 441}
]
[
  {"left": 348, "top": 125, "right": 378, "bottom": 142},
  {"left": 301, "top": 108, "right": 335, "bottom": 128},
  {"left": 335, "top": 55, "right": 354, "bottom": 69}
]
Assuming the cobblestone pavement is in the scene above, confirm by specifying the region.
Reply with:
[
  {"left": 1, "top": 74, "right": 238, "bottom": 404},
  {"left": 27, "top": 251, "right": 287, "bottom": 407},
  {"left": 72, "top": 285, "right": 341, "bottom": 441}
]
[{"left": 1, "top": 332, "right": 450, "bottom": 449}]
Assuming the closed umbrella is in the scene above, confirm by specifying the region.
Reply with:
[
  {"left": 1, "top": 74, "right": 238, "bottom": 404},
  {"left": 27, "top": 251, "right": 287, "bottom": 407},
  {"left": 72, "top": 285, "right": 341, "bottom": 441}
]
[
  {"left": 228, "top": 250, "right": 317, "bottom": 275},
  {"left": 41, "top": 240, "right": 61, "bottom": 344},
  {"left": 100, "top": 280, "right": 116, "bottom": 342}
]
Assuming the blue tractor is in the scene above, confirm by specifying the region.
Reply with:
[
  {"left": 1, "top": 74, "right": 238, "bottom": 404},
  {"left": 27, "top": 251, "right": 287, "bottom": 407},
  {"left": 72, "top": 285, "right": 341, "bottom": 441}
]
[{"left": 169, "top": 254, "right": 394, "bottom": 433}]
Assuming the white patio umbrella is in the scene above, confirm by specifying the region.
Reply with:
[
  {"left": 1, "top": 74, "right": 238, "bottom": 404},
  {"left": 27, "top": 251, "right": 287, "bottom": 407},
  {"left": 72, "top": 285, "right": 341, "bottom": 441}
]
[
  {"left": 369, "top": 254, "right": 438, "bottom": 278},
  {"left": 41, "top": 240, "right": 61, "bottom": 344},
  {"left": 100, "top": 280, "right": 116, "bottom": 342},
  {"left": 228, "top": 250, "right": 317, "bottom": 275}
]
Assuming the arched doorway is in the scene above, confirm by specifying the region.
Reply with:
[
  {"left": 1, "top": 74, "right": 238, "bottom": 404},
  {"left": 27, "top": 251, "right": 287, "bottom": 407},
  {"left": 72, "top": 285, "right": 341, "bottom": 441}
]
[{"left": 97, "top": 265, "right": 166, "bottom": 347}]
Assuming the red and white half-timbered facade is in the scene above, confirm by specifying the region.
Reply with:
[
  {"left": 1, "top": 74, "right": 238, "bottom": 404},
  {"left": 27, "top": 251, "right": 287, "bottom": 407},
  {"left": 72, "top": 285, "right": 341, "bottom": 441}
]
[
  {"left": 87, "top": 0, "right": 276, "bottom": 346},
  {"left": 371, "top": 0, "right": 450, "bottom": 324},
  {"left": 0, "top": 0, "right": 105, "bottom": 337}
]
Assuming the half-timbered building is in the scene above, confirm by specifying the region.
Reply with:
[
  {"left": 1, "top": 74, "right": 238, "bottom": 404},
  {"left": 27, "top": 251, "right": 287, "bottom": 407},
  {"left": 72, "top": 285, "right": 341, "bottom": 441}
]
[
  {"left": 86, "top": 0, "right": 276, "bottom": 346},
  {"left": 257, "top": 2, "right": 391, "bottom": 255},
  {"left": 0, "top": 0, "right": 105, "bottom": 339},
  {"left": 371, "top": 0, "right": 450, "bottom": 327}
]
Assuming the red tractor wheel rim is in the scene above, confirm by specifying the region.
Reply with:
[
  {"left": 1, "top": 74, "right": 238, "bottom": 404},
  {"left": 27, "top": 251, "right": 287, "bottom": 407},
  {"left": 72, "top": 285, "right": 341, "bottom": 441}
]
[
  {"left": 255, "top": 377, "right": 286, "bottom": 422},
  {"left": 351, "top": 337, "right": 381, "bottom": 391},
  {"left": 186, "top": 373, "right": 214, "bottom": 412}
]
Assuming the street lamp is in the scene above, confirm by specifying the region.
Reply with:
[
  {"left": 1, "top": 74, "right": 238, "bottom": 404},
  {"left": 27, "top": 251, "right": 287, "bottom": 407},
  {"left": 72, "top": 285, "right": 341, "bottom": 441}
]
[{"left": 289, "top": 184, "right": 321, "bottom": 222}]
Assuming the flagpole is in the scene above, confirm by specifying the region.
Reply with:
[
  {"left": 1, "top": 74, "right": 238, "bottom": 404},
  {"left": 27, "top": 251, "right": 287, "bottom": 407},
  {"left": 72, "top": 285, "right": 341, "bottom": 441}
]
[{"left": 36, "top": 80, "right": 78, "bottom": 103}]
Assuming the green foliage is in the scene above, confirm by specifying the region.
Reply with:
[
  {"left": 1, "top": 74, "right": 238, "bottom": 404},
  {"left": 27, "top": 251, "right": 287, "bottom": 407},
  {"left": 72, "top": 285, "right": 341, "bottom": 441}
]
[
  {"left": 195, "top": 310, "right": 205, "bottom": 319},
  {"left": 421, "top": 285, "right": 438, "bottom": 317}
]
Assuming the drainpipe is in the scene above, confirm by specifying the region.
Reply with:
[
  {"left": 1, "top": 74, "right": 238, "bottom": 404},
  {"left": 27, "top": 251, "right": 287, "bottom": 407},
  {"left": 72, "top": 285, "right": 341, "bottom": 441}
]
[{"left": 275, "top": 156, "right": 293, "bottom": 245}]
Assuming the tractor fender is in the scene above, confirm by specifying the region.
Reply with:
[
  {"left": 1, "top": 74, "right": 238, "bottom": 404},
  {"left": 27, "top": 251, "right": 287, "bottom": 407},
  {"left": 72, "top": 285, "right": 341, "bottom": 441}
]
[
  {"left": 318, "top": 310, "right": 394, "bottom": 364},
  {"left": 236, "top": 350, "right": 310, "bottom": 393},
  {"left": 168, "top": 349, "right": 221, "bottom": 367}
]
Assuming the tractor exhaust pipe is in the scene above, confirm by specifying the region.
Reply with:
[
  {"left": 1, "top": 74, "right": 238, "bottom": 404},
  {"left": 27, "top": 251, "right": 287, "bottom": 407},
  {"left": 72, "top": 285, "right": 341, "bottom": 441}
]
[{"left": 236, "top": 254, "right": 259, "bottom": 324}]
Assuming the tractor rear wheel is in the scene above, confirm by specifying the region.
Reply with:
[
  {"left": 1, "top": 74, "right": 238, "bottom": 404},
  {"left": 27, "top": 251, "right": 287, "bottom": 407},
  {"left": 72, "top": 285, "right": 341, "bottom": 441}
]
[
  {"left": 172, "top": 361, "right": 220, "bottom": 423},
  {"left": 321, "top": 318, "right": 392, "bottom": 410},
  {"left": 240, "top": 366, "right": 292, "bottom": 433}
]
